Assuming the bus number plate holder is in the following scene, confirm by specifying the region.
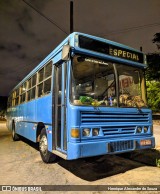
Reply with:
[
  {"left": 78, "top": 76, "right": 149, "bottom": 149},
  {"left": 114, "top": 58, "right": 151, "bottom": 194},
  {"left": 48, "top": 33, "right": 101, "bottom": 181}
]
[{"left": 140, "top": 139, "right": 151, "bottom": 146}]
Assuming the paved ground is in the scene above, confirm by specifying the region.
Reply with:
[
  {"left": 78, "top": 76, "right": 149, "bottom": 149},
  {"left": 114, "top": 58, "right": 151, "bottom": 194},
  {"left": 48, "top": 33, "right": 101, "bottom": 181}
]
[{"left": 0, "top": 121, "right": 160, "bottom": 194}]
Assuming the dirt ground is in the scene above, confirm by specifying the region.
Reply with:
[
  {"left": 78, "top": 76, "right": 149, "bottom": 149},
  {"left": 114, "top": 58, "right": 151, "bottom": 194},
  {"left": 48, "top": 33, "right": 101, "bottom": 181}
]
[{"left": 0, "top": 121, "right": 160, "bottom": 194}]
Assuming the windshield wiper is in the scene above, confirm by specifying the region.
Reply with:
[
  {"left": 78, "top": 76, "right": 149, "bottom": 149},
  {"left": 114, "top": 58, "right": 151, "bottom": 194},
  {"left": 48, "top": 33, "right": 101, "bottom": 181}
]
[{"left": 102, "top": 80, "right": 115, "bottom": 97}]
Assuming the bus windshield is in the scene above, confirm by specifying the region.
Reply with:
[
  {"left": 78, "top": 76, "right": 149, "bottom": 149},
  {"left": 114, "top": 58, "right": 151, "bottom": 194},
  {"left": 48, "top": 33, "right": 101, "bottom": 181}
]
[{"left": 70, "top": 55, "right": 146, "bottom": 108}]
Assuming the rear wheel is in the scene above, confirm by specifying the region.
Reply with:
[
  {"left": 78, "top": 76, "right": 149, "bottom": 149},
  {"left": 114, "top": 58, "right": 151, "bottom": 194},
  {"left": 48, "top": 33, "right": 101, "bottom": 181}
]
[
  {"left": 12, "top": 123, "right": 20, "bottom": 141},
  {"left": 39, "top": 128, "right": 57, "bottom": 163}
]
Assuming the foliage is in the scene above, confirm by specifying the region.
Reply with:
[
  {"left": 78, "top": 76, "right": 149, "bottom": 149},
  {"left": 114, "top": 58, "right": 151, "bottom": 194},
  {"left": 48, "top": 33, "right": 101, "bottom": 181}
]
[
  {"left": 146, "top": 53, "right": 160, "bottom": 81},
  {"left": 152, "top": 33, "right": 160, "bottom": 50},
  {"left": 156, "top": 158, "right": 160, "bottom": 168},
  {"left": 0, "top": 109, "right": 6, "bottom": 117},
  {"left": 146, "top": 33, "right": 160, "bottom": 81},
  {"left": 0, "top": 96, "right": 7, "bottom": 117},
  {"left": 146, "top": 81, "right": 160, "bottom": 112},
  {"left": 145, "top": 33, "right": 160, "bottom": 112}
]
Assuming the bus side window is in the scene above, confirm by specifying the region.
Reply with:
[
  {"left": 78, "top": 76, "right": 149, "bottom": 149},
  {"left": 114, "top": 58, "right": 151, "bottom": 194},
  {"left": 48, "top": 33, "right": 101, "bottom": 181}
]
[
  {"left": 37, "top": 62, "right": 52, "bottom": 97},
  {"left": 44, "top": 78, "right": 51, "bottom": 94},
  {"left": 15, "top": 93, "right": 19, "bottom": 106},
  {"left": 27, "top": 74, "right": 37, "bottom": 101},
  {"left": 32, "top": 74, "right": 37, "bottom": 86},
  {"left": 31, "top": 87, "right": 36, "bottom": 100},
  {"left": 38, "top": 83, "right": 43, "bottom": 97},
  {"left": 38, "top": 68, "right": 44, "bottom": 83},
  {"left": 27, "top": 90, "right": 31, "bottom": 101},
  {"left": 44, "top": 62, "right": 52, "bottom": 78},
  {"left": 20, "top": 82, "right": 27, "bottom": 103},
  {"left": 38, "top": 67, "right": 44, "bottom": 97},
  {"left": 31, "top": 74, "right": 37, "bottom": 100},
  {"left": 43, "top": 62, "right": 52, "bottom": 94},
  {"left": 11, "top": 91, "right": 15, "bottom": 107},
  {"left": 7, "top": 96, "right": 11, "bottom": 108}
]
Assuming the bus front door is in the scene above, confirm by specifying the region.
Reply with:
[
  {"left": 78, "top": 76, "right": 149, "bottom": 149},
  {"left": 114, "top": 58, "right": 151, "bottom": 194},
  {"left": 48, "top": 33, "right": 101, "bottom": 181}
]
[{"left": 53, "top": 63, "right": 67, "bottom": 153}]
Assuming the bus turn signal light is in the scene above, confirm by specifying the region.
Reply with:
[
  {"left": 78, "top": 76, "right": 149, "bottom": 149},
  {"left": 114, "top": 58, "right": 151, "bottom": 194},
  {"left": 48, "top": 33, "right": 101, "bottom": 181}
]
[{"left": 71, "top": 128, "right": 80, "bottom": 138}]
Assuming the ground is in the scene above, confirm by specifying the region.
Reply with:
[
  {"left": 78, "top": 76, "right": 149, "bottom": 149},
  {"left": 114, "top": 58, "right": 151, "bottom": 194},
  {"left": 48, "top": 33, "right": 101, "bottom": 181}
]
[{"left": 0, "top": 121, "right": 160, "bottom": 194}]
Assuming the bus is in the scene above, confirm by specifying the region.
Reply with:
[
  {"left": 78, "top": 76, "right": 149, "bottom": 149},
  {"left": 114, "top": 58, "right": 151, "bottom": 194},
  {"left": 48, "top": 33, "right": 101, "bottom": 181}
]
[{"left": 6, "top": 32, "right": 155, "bottom": 163}]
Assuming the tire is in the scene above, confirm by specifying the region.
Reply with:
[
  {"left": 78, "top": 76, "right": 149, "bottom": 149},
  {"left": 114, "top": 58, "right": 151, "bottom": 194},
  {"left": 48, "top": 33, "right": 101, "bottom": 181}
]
[
  {"left": 39, "top": 128, "right": 57, "bottom": 163},
  {"left": 12, "top": 123, "right": 20, "bottom": 141}
]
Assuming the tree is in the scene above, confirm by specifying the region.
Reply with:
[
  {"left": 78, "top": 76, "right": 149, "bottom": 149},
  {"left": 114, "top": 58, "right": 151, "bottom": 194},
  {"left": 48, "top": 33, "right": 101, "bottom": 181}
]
[
  {"left": 146, "top": 33, "right": 160, "bottom": 81},
  {"left": 146, "top": 81, "right": 160, "bottom": 112},
  {"left": 0, "top": 109, "right": 6, "bottom": 117},
  {"left": 152, "top": 33, "right": 160, "bottom": 50},
  {"left": 146, "top": 53, "right": 160, "bottom": 81},
  {"left": 0, "top": 96, "right": 7, "bottom": 119},
  {"left": 146, "top": 33, "right": 160, "bottom": 112}
]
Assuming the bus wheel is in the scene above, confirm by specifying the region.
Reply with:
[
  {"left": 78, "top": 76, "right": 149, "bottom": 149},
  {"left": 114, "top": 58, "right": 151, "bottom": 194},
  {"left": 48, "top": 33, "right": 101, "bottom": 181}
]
[
  {"left": 12, "top": 123, "right": 20, "bottom": 141},
  {"left": 39, "top": 128, "right": 57, "bottom": 163}
]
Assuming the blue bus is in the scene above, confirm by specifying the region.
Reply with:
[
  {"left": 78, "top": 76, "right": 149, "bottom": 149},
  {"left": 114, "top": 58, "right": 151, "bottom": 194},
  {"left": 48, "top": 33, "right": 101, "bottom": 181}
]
[{"left": 7, "top": 32, "right": 155, "bottom": 163}]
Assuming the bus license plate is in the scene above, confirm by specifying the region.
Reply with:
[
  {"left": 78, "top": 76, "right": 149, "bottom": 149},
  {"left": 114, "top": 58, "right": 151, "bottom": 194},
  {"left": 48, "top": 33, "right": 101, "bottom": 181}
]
[{"left": 140, "top": 140, "right": 151, "bottom": 146}]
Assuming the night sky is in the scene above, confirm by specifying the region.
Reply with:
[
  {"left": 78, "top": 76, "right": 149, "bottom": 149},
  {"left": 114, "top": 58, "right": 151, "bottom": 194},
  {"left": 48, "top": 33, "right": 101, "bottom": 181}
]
[{"left": 0, "top": 0, "right": 160, "bottom": 97}]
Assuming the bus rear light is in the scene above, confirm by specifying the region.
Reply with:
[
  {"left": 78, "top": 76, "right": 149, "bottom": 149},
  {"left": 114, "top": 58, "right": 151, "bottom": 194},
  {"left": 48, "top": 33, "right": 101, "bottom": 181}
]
[
  {"left": 82, "top": 128, "right": 90, "bottom": 137},
  {"left": 71, "top": 128, "right": 80, "bottom": 138}
]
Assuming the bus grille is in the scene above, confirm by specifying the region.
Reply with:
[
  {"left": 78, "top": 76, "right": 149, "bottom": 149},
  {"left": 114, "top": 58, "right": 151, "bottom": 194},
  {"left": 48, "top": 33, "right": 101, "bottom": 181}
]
[
  {"left": 80, "top": 111, "right": 149, "bottom": 136},
  {"left": 102, "top": 126, "right": 135, "bottom": 136},
  {"left": 109, "top": 140, "right": 134, "bottom": 152}
]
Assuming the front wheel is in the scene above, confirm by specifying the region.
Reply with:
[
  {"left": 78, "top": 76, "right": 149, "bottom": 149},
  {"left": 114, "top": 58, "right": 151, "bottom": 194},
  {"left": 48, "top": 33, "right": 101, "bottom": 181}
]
[
  {"left": 12, "top": 123, "right": 20, "bottom": 141},
  {"left": 39, "top": 128, "right": 57, "bottom": 163}
]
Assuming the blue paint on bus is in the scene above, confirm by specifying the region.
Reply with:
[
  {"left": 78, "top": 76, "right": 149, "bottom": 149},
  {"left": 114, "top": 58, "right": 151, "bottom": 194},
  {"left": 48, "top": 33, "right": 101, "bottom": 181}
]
[{"left": 7, "top": 32, "right": 155, "bottom": 162}]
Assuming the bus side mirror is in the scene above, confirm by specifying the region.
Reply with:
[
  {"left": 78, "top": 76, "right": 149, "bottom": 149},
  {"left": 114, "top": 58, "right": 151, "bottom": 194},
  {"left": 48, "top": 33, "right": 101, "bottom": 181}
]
[{"left": 62, "top": 45, "right": 70, "bottom": 61}]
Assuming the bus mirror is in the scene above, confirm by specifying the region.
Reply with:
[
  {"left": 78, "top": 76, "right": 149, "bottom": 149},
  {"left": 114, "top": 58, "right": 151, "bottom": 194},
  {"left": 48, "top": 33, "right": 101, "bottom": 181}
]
[{"left": 62, "top": 45, "right": 70, "bottom": 61}]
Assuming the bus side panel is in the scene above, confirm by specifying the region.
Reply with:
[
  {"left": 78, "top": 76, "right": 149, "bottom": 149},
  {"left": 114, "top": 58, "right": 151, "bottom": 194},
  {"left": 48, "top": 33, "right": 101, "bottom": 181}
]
[
  {"left": 15, "top": 103, "right": 26, "bottom": 137},
  {"left": 6, "top": 108, "right": 12, "bottom": 131},
  {"left": 14, "top": 105, "right": 21, "bottom": 135},
  {"left": 23, "top": 100, "right": 37, "bottom": 142},
  {"left": 36, "top": 95, "right": 52, "bottom": 124}
]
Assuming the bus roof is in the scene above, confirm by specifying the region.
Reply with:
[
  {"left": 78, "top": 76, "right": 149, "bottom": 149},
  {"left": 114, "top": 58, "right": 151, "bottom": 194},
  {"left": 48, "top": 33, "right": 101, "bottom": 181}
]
[
  {"left": 10, "top": 32, "right": 145, "bottom": 94},
  {"left": 73, "top": 32, "right": 143, "bottom": 54}
]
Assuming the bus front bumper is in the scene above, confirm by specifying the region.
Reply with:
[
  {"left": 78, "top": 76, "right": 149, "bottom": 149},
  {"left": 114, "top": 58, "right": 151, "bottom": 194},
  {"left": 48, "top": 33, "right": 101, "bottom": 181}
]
[{"left": 67, "top": 137, "right": 155, "bottom": 160}]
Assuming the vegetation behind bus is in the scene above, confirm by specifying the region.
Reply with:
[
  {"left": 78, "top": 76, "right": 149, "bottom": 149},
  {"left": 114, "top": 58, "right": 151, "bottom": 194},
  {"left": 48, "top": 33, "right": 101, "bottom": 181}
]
[{"left": 146, "top": 33, "right": 160, "bottom": 112}]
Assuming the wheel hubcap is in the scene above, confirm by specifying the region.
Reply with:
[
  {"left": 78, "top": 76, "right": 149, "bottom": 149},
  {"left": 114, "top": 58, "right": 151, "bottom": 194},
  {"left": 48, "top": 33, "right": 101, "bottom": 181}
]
[{"left": 40, "top": 135, "right": 48, "bottom": 156}]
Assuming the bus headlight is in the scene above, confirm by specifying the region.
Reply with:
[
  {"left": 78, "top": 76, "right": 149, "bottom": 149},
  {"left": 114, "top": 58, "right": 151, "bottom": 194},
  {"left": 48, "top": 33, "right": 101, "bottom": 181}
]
[
  {"left": 82, "top": 128, "right": 90, "bottom": 137},
  {"left": 92, "top": 128, "right": 99, "bottom": 136},
  {"left": 137, "top": 127, "right": 142, "bottom": 133},
  {"left": 144, "top": 126, "right": 148, "bottom": 133}
]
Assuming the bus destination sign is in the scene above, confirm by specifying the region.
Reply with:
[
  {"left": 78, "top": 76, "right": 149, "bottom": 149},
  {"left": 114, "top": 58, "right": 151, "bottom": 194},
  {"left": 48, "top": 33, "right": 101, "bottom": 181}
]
[
  {"left": 109, "top": 46, "right": 140, "bottom": 62},
  {"left": 78, "top": 35, "right": 144, "bottom": 63}
]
